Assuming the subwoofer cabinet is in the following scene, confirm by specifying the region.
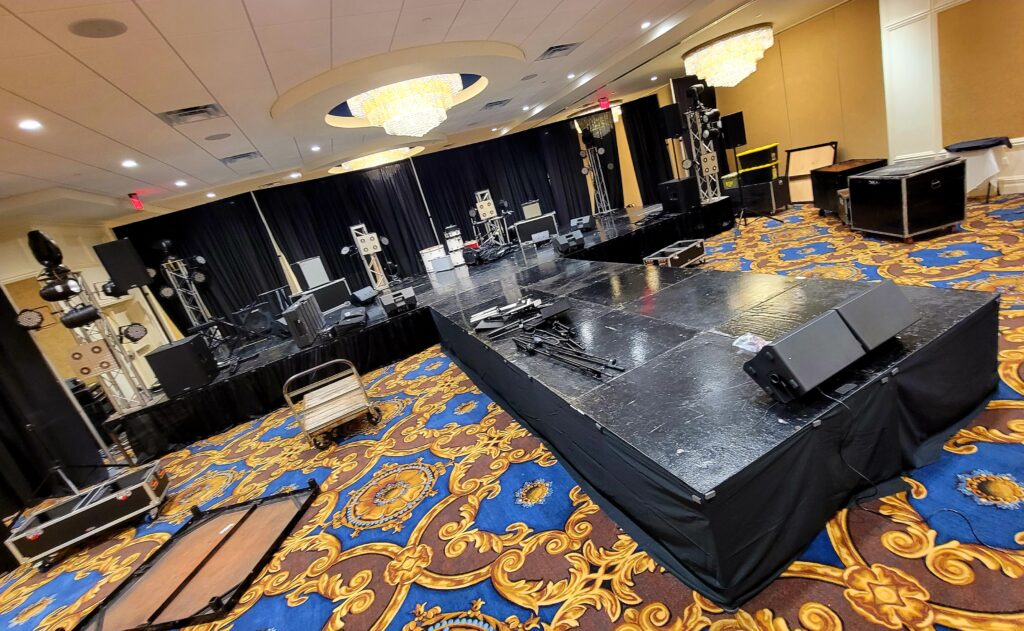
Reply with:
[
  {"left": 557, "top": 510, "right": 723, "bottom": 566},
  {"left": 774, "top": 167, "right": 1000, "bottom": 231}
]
[
  {"left": 146, "top": 335, "right": 218, "bottom": 398},
  {"left": 725, "top": 177, "right": 790, "bottom": 216},
  {"left": 848, "top": 157, "right": 965, "bottom": 240}
]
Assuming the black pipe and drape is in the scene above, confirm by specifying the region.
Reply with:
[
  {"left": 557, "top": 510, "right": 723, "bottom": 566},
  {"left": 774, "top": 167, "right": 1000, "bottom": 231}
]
[
  {"left": 0, "top": 292, "right": 105, "bottom": 516},
  {"left": 622, "top": 95, "right": 673, "bottom": 205},
  {"left": 575, "top": 110, "right": 624, "bottom": 210},
  {"left": 114, "top": 195, "right": 287, "bottom": 331},
  {"left": 412, "top": 123, "right": 592, "bottom": 237},
  {"left": 255, "top": 161, "right": 437, "bottom": 290}
]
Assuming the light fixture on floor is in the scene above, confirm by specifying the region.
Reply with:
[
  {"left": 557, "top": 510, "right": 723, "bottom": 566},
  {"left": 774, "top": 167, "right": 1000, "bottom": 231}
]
[{"left": 683, "top": 23, "right": 774, "bottom": 88}]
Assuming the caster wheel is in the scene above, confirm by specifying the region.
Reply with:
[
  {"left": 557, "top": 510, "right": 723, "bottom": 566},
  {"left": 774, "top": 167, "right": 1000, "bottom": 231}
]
[
  {"left": 370, "top": 406, "right": 382, "bottom": 424},
  {"left": 313, "top": 435, "right": 330, "bottom": 450},
  {"left": 818, "top": 209, "right": 825, "bottom": 217}
]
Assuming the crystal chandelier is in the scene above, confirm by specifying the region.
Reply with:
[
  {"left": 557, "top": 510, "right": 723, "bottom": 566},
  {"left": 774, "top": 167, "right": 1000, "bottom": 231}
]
[
  {"left": 347, "top": 74, "right": 464, "bottom": 137},
  {"left": 683, "top": 24, "right": 774, "bottom": 88},
  {"left": 329, "top": 146, "right": 424, "bottom": 173}
]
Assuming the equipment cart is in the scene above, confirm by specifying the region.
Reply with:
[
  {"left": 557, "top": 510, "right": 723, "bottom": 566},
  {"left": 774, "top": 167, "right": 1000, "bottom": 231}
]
[{"left": 283, "top": 359, "right": 381, "bottom": 449}]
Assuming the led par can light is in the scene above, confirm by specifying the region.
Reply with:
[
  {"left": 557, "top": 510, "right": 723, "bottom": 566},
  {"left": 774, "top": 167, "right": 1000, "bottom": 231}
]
[
  {"left": 158, "top": 286, "right": 175, "bottom": 299},
  {"left": 16, "top": 309, "right": 44, "bottom": 330},
  {"left": 121, "top": 322, "right": 148, "bottom": 342},
  {"left": 191, "top": 270, "right": 207, "bottom": 284}
]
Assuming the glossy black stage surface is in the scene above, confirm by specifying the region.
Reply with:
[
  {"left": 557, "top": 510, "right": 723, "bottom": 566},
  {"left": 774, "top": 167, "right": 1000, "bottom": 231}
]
[
  {"left": 114, "top": 205, "right": 997, "bottom": 607},
  {"left": 417, "top": 246, "right": 998, "bottom": 607}
]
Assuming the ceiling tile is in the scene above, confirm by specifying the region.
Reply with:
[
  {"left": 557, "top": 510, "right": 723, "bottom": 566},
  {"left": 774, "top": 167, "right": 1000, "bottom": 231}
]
[
  {"left": 0, "top": 171, "right": 54, "bottom": 199},
  {"left": 256, "top": 18, "right": 332, "bottom": 90},
  {"left": 171, "top": 118, "right": 258, "bottom": 160},
  {"left": 1, "top": 0, "right": 127, "bottom": 12},
  {"left": 446, "top": 0, "right": 515, "bottom": 40},
  {"left": 391, "top": 1, "right": 462, "bottom": 50},
  {"left": 332, "top": 0, "right": 403, "bottom": 15},
  {"left": 17, "top": 2, "right": 162, "bottom": 52},
  {"left": 331, "top": 11, "right": 398, "bottom": 66},
  {"left": 135, "top": 0, "right": 250, "bottom": 36},
  {"left": 490, "top": 0, "right": 557, "bottom": 45},
  {"left": 0, "top": 15, "right": 54, "bottom": 58},
  {"left": 244, "top": 0, "right": 329, "bottom": 26}
]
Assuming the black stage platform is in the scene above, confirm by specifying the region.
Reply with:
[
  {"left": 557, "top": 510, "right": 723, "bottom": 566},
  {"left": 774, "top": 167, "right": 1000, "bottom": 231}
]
[
  {"left": 113, "top": 206, "right": 997, "bottom": 607},
  {"left": 418, "top": 250, "right": 997, "bottom": 607}
]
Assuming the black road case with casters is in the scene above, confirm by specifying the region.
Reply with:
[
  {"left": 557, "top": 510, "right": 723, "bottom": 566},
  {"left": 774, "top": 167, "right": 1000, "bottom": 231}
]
[
  {"left": 811, "top": 158, "right": 888, "bottom": 216},
  {"left": 848, "top": 157, "right": 965, "bottom": 240}
]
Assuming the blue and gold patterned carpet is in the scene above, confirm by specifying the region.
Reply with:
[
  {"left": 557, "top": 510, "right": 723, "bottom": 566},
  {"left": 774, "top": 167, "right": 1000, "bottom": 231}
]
[{"left": 3, "top": 197, "right": 1024, "bottom": 630}]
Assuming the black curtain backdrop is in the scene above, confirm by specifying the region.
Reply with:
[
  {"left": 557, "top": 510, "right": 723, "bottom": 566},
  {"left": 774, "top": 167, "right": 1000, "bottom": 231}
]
[
  {"left": 575, "top": 110, "right": 624, "bottom": 210},
  {"left": 0, "top": 291, "right": 105, "bottom": 515},
  {"left": 622, "top": 95, "right": 673, "bottom": 205},
  {"left": 255, "top": 161, "right": 437, "bottom": 290},
  {"left": 113, "top": 195, "right": 287, "bottom": 330},
  {"left": 412, "top": 123, "right": 592, "bottom": 238}
]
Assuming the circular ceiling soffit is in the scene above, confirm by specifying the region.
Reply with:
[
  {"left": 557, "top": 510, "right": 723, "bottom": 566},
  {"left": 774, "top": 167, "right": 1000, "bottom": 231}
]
[
  {"left": 68, "top": 18, "right": 128, "bottom": 39},
  {"left": 328, "top": 146, "right": 426, "bottom": 173},
  {"left": 270, "top": 41, "right": 527, "bottom": 135}
]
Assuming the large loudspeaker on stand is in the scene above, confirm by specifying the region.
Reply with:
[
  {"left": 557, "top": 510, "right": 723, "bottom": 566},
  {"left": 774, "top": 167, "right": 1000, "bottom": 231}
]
[
  {"left": 721, "top": 112, "right": 747, "bottom": 149},
  {"left": 146, "top": 335, "right": 218, "bottom": 398},
  {"left": 93, "top": 239, "right": 152, "bottom": 289},
  {"left": 659, "top": 104, "right": 685, "bottom": 139}
]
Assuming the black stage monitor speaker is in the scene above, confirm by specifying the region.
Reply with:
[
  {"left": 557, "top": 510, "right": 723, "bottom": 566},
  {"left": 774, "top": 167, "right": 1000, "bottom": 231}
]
[
  {"left": 380, "top": 288, "right": 417, "bottom": 316},
  {"left": 658, "top": 178, "right": 700, "bottom": 213},
  {"left": 722, "top": 111, "right": 747, "bottom": 149},
  {"left": 553, "top": 230, "right": 585, "bottom": 256},
  {"left": 569, "top": 215, "right": 595, "bottom": 232},
  {"left": 94, "top": 239, "right": 152, "bottom": 290},
  {"left": 350, "top": 286, "right": 380, "bottom": 306},
  {"left": 743, "top": 311, "right": 866, "bottom": 404},
  {"left": 835, "top": 280, "right": 919, "bottom": 351},
  {"left": 331, "top": 307, "right": 368, "bottom": 336},
  {"left": 146, "top": 335, "right": 218, "bottom": 398},
  {"left": 659, "top": 104, "right": 685, "bottom": 139}
]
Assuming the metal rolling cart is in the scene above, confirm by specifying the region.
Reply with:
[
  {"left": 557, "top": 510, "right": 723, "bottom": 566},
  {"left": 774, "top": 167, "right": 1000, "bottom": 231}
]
[{"left": 283, "top": 359, "right": 381, "bottom": 449}]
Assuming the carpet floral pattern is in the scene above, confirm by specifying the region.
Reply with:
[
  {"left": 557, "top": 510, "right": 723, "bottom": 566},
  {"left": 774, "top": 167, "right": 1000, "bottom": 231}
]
[{"left": 2, "top": 197, "right": 1024, "bottom": 630}]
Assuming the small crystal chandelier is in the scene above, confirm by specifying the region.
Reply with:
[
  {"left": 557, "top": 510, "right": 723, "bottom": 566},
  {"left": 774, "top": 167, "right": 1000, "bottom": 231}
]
[
  {"left": 347, "top": 74, "right": 464, "bottom": 137},
  {"left": 329, "top": 146, "right": 425, "bottom": 173},
  {"left": 683, "top": 24, "right": 774, "bottom": 88}
]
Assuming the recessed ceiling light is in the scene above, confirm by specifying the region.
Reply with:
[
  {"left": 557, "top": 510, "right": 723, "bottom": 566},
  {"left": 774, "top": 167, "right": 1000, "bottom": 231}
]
[
  {"left": 500, "top": 128, "right": 509, "bottom": 135},
  {"left": 174, "top": 180, "right": 187, "bottom": 187},
  {"left": 522, "top": 105, "right": 530, "bottom": 111},
  {"left": 491, "top": 127, "right": 498, "bottom": 132},
  {"left": 650, "top": 75, "right": 658, "bottom": 81},
  {"left": 567, "top": 73, "right": 576, "bottom": 80},
  {"left": 121, "top": 159, "right": 138, "bottom": 168},
  {"left": 310, "top": 145, "right": 321, "bottom": 152},
  {"left": 641, "top": 21, "right": 651, "bottom": 29},
  {"left": 289, "top": 172, "right": 301, "bottom": 179},
  {"left": 18, "top": 119, "right": 42, "bottom": 131},
  {"left": 206, "top": 192, "right": 216, "bottom": 198}
]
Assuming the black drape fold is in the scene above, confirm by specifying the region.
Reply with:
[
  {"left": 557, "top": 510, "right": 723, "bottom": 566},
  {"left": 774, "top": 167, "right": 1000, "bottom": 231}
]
[
  {"left": 575, "top": 110, "right": 624, "bottom": 210},
  {"left": 412, "top": 124, "right": 592, "bottom": 237},
  {"left": 113, "top": 194, "right": 287, "bottom": 330},
  {"left": 622, "top": 95, "right": 673, "bottom": 204},
  {"left": 256, "top": 161, "right": 437, "bottom": 290}
]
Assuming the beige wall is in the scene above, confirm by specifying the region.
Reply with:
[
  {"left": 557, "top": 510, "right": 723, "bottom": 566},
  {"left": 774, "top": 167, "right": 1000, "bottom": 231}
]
[
  {"left": 715, "top": 0, "right": 888, "bottom": 171},
  {"left": 0, "top": 223, "right": 173, "bottom": 386},
  {"left": 938, "top": 0, "right": 1024, "bottom": 144}
]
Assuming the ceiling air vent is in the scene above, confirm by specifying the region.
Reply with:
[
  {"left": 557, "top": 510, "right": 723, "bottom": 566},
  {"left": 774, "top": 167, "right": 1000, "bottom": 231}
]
[
  {"left": 482, "top": 99, "right": 511, "bottom": 110},
  {"left": 536, "top": 42, "right": 581, "bottom": 61},
  {"left": 220, "top": 151, "right": 263, "bottom": 166},
  {"left": 157, "top": 103, "right": 226, "bottom": 126}
]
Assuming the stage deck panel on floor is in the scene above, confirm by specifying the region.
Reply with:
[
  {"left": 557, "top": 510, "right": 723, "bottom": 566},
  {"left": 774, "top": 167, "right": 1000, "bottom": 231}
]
[{"left": 420, "top": 255, "right": 998, "bottom": 607}]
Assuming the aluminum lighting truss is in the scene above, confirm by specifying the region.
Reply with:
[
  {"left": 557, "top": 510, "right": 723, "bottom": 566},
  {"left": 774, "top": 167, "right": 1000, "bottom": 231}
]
[
  {"left": 162, "top": 257, "right": 215, "bottom": 332},
  {"left": 686, "top": 110, "right": 722, "bottom": 202},
  {"left": 55, "top": 271, "right": 152, "bottom": 416},
  {"left": 472, "top": 190, "right": 509, "bottom": 245},
  {"left": 582, "top": 147, "right": 613, "bottom": 215},
  {"left": 350, "top": 224, "right": 390, "bottom": 290}
]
